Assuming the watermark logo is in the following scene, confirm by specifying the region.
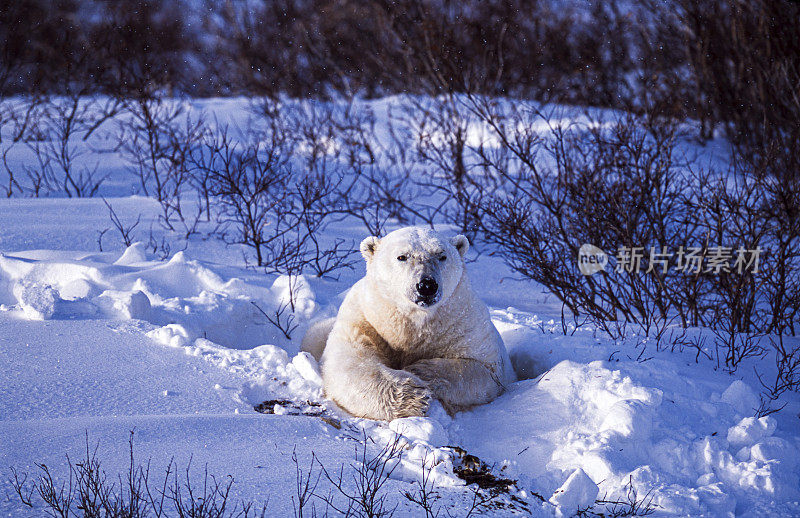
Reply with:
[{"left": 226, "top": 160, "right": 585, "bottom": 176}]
[
  {"left": 614, "top": 246, "right": 761, "bottom": 274},
  {"left": 578, "top": 243, "right": 608, "bottom": 275},
  {"left": 576, "top": 245, "right": 762, "bottom": 275}
]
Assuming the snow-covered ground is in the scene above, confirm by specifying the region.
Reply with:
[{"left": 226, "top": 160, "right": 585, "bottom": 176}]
[{"left": 1, "top": 97, "right": 799, "bottom": 517}]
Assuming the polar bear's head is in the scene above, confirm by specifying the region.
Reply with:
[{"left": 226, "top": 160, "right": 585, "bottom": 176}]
[{"left": 360, "top": 227, "right": 469, "bottom": 310}]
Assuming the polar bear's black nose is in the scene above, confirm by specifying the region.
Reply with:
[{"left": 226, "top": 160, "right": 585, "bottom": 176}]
[{"left": 416, "top": 277, "right": 438, "bottom": 297}]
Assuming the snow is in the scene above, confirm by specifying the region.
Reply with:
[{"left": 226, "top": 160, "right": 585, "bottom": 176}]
[
  {"left": 727, "top": 417, "right": 778, "bottom": 449},
  {"left": 1, "top": 96, "right": 799, "bottom": 517},
  {"left": 721, "top": 380, "right": 762, "bottom": 417},
  {"left": 389, "top": 415, "right": 449, "bottom": 447},
  {"left": 549, "top": 468, "right": 599, "bottom": 515},
  {"left": 11, "top": 280, "right": 60, "bottom": 320}
]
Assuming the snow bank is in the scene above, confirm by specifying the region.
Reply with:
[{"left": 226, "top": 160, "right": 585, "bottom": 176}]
[
  {"left": 353, "top": 416, "right": 464, "bottom": 488},
  {"left": 4, "top": 238, "right": 797, "bottom": 516},
  {"left": 452, "top": 355, "right": 800, "bottom": 516},
  {"left": 0, "top": 244, "right": 310, "bottom": 351},
  {"left": 12, "top": 280, "right": 60, "bottom": 319},
  {"left": 0, "top": 243, "right": 330, "bottom": 415},
  {"left": 549, "top": 468, "right": 598, "bottom": 516}
]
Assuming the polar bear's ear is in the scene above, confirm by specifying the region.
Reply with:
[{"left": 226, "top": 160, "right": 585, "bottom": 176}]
[
  {"left": 360, "top": 236, "right": 380, "bottom": 263},
  {"left": 451, "top": 234, "right": 469, "bottom": 258}
]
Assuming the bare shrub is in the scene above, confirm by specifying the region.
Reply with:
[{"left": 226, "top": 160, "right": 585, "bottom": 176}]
[
  {"left": 197, "top": 121, "right": 292, "bottom": 268},
  {"left": 402, "top": 452, "right": 440, "bottom": 518},
  {"left": 24, "top": 95, "right": 118, "bottom": 197},
  {"left": 251, "top": 300, "right": 299, "bottom": 341},
  {"left": 19, "top": 27, "right": 121, "bottom": 199},
  {"left": 292, "top": 98, "right": 437, "bottom": 236},
  {"left": 260, "top": 170, "right": 351, "bottom": 277},
  {"left": 8, "top": 431, "right": 267, "bottom": 517},
  {"left": 462, "top": 96, "right": 800, "bottom": 387},
  {"left": 315, "top": 431, "right": 404, "bottom": 518},
  {"left": 464, "top": 100, "right": 694, "bottom": 339},
  {"left": 291, "top": 448, "right": 321, "bottom": 518},
  {"left": 118, "top": 98, "right": 206, "bottom": 237},
  {"left": 198, "top": 105, "right": 359, "bottom": 278},
  {"left": 756, "top": 335, "right": 800, "bottom": 417},
  {"left": 407, "top": 95, "right": 493, "bottom": 239},
  {"left": 0, "top": 101, "right": 40, "bottom": 197},
  {"left": 580, "top": 475, "right": 657, "bottom": 517},
  {"left": 98, "top": 198, "right": 141, "bottom": 251}
]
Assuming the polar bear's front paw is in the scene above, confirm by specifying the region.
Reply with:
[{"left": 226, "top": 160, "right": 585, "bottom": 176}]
[{"left": 385, "top": 374, "right": 431, "bottom": 419}]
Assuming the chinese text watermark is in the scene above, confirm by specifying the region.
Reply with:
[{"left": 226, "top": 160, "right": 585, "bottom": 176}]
[{"left": 578, "top": 245, "right": 762, "bottom": 276}]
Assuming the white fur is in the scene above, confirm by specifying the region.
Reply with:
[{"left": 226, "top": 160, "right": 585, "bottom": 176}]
[{"left": 302, "top": 227, "right": 515, "bottom": 420}]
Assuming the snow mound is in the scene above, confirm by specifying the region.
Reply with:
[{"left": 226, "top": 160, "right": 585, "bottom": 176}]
[
  {"left": 720, "top": 379, "right": 760, "bottom": 416},
  {"left": 0, "top": 249, "right": 308, "bottom": 350},
  {"left": 451, "top": 357, "right": 800, "bottom": 516},
  {"left": 549, "top": 468, "right": 599, "bottom": 516},
  {"left": 389, "top": 416, "right": 448, "bottom": 447},
  {"left": 113, "top": 242, "right": 148, "bottom": 265},
  {"left": 355, "top": 419, "right": 464, "bottom": 488},
  {"left": 12, "top": 280, "right": 60, "bottom": 320}
]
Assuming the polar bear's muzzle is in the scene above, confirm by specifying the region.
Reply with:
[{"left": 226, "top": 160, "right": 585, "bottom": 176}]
[{"left": 414, "top": 276, "right": 440, "bottom": 307}]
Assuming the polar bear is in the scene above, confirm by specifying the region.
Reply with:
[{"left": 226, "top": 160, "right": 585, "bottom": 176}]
[{"left": 301, "top": 227, "right": 515, "bottom": 420}]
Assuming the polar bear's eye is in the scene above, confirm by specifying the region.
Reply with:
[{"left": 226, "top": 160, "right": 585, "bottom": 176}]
[
  {"left": 439, "top": 255, "right": 447, "bottom": 262},
  {"left": 397, "top": 255, "right": 407, "bottom": 262}
]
